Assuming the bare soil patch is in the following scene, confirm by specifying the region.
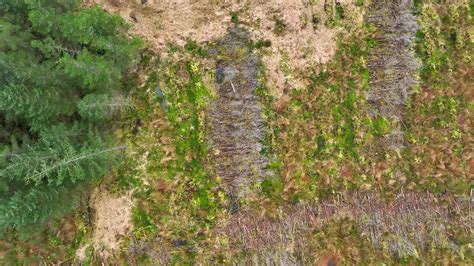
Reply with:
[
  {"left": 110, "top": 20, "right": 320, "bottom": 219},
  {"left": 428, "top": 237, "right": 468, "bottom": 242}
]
[
  {"left": 238, "top": 0, "right": 364, "bottom": 96},
  {"left": 76, "top": 188, "right": 133, "bottom": 260}
]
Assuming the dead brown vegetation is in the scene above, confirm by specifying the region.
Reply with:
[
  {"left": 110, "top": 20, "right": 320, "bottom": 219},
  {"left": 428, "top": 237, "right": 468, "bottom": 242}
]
[
  {"left": 366, "top": 0, "right": 421, "bottom": 150},
  {"left": 218, "top": 192, "right": 472, "bottom": 263},
  {"left": 76, "top": 188, "right": 133, "bottom": 260}
]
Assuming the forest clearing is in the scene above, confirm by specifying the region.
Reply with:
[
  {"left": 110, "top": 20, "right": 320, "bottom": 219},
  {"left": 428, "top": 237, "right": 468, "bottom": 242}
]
[{"left": 0, "top": 0, "right": 473, "bottom": 264}]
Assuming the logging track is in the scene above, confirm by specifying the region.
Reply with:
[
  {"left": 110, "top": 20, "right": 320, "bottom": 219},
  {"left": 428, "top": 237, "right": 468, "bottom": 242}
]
[
  {"left": 366, "top": 0, "right": 421, "bottom": 150},
  {"left": 207, "top": 27, "right": 272, "bottom": 204}
]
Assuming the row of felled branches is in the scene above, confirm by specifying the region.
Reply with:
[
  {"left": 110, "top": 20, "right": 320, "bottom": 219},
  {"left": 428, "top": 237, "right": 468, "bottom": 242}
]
[{"left": 218, "top": 191, "right": 472, "bottom": 262}]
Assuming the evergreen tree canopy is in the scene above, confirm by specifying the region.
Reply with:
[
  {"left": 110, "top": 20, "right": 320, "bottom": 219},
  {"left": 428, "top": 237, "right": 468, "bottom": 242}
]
[{"left": 0, "top": 0, "right": 142, "bottom": 234}]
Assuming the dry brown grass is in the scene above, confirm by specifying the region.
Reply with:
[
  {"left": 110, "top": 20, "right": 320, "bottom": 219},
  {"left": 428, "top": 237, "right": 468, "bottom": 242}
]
[
  {"left": 76, "top": 188, "right": 134, "bottom": 260},
  {"left": 89, "top": 0, "right": 365, "bottom": 98}
]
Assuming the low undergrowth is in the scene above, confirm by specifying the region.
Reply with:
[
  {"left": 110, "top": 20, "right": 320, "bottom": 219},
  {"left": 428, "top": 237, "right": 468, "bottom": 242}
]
[
  {"left": 112, "top": 45, "right": 229, "bottom": 264},
  {"left": 250, "top": 0, "right": 473, "bottom": 263},
  {"left": 115, "top": 1, "right": 473, "bottom": 264},
  {"left": 265, "top": 25, "right": 379, "bottom": 201},
  {"left": 402, "top": 1, "right": 473, "bottom": 194},
  {"left": 265, "top": 0, "right": 472, "bottom": 203}
]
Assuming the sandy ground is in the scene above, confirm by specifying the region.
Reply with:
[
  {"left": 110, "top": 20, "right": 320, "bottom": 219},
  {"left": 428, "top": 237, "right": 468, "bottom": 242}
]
[
  {"left": 88, "top": 0, "right": 365, "bottom": 97},
  {"left": 76, "top": 188, "right": 133, "bottom": 259}
]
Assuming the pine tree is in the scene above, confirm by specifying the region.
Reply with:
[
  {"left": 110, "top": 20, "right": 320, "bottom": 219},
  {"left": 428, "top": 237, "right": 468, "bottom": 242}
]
[
  {"left": 60, "top": 49, "right": 121, "bottom": 91},
  {"left": 0, "top": 20, "right": 32, "bottom": 52},
  {"left": 60, "top": 5, "right": 127, "bottom": 50}
]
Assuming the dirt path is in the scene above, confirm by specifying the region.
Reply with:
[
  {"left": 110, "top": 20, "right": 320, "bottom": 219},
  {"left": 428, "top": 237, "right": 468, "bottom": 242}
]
[
  {"left": 207, "top": 27, "right": 272, "bottom": 204},
  {"left": 366, "top": 0, "right": 421, "bottom": 150}
]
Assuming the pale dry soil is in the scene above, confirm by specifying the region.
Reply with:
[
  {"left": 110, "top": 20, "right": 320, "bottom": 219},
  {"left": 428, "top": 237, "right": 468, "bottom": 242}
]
[
  {"left": 88, "top": 0, "right": 365, "bottom": 97},
  {"left": 76, "top": 188, "right": 133, "bottom": 260}
]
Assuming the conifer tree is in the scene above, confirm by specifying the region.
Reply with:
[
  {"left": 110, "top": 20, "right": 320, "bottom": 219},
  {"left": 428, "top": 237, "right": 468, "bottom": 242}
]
[
  {"left": 0, "top": 85, "right": 75, "bottom": 130},
  {"left": 0, "top": 0, "right": 142, "bottom": 235},
  {"left": 0, "top": 186, "right": 77, "bottom": 236},
  {"left": 77, "top": 93, "right": 131, "bottom": 121},
  {"left": 1, "top": 123, "right": 123, "bottom": 186}
]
